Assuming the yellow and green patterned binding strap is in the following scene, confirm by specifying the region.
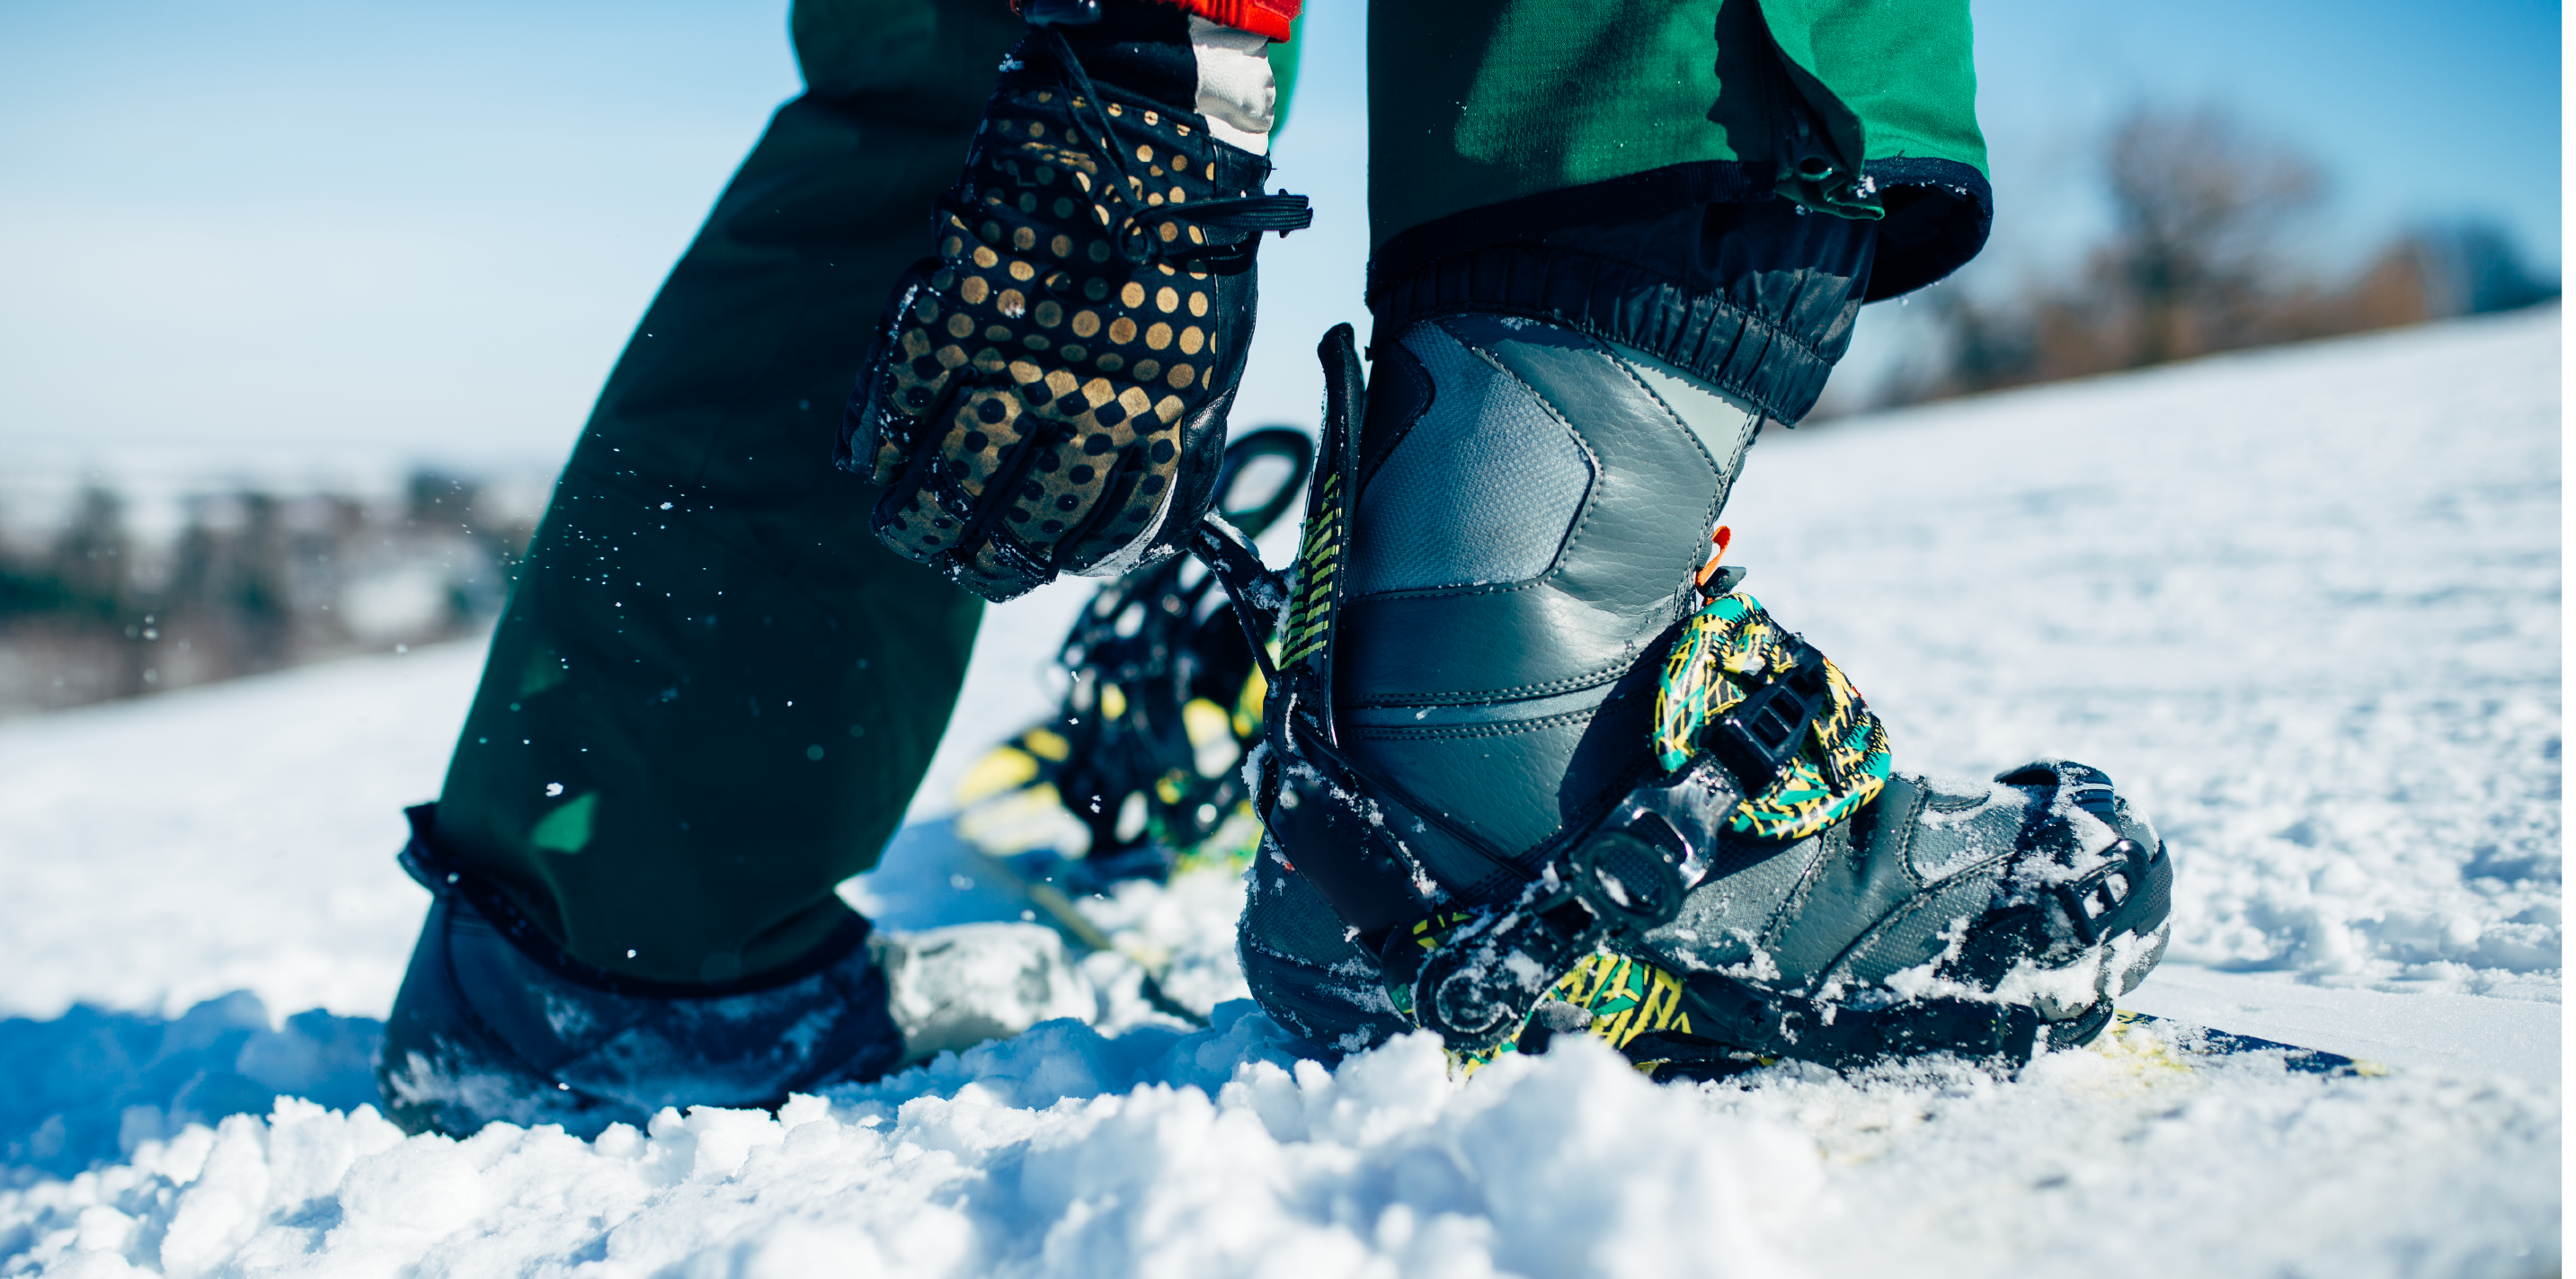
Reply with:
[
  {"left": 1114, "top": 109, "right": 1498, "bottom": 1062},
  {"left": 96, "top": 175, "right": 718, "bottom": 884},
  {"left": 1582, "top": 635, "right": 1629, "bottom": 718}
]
[
  {"left": 1545, "top": 952, "right": 1692, "bottom": 1051},
  {"left": 1276, "top": 466, "right": 1343, "bottom": 671},
  {"left": 1446, "top": 950, "right": 1699, "bottom": 1076},
  {"left": 1654, "top": 591, "right": 1893, "bottom": 841}
]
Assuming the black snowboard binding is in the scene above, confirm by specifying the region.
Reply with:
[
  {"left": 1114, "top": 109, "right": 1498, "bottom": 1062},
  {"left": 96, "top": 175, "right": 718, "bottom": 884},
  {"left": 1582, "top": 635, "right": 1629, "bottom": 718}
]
[
  {"left": 1202, "top": 318, "right": 2172, "bottom": 1075},
  {"left": 954, "top": 427, "right": 1311, "bottom": 890},
  {"left": 1399, "top": 757, "right": 2172, "bottom": 1077}
]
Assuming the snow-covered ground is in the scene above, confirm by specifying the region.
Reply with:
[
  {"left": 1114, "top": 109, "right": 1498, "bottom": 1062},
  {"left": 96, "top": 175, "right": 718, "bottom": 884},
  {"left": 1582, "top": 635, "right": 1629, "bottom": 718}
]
[{"left": 0, "top": 310, "right": 2559, "bottom": 1275}]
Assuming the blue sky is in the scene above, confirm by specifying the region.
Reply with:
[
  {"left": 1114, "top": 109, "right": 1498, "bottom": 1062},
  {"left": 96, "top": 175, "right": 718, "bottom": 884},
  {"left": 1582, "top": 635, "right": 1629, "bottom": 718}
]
[
  {"left": 0, "top": 0, "right": 2557, "bottom": 467},
  {"left": 1969, "top": 0, "right": 2561, "bottom": 276}
]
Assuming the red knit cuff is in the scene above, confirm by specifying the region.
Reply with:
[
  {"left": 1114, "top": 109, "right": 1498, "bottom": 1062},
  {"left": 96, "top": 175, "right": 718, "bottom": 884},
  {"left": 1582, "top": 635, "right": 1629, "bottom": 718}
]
[
  {"left": 1010, "top": 0, "right": 1300, "bottom": 42},
  {"left": 1173, "top": 0, "right": 1299, "bottom": 41}
]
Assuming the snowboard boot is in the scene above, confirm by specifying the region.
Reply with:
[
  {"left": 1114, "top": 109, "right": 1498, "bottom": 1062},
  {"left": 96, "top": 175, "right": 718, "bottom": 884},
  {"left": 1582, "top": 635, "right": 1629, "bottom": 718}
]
[
  {"left": 378, "top": 805, "right": 1095, "bottom": 1137},
  {"left": 1228, "top": 317, "right": 2172, "bottom": 1072},
  {"left": 955, "top": 427, "right": 1312, "bottom": 887},
  {"left": 1614, "top": 760, "right": 2172, "bottom": 1078}
]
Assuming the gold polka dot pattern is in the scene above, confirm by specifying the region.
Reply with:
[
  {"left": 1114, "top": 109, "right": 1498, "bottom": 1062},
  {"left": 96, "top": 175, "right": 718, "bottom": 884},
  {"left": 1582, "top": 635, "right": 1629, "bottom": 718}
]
[{"left": 844, "top": 68, "right": 1278, "bottom": 602}]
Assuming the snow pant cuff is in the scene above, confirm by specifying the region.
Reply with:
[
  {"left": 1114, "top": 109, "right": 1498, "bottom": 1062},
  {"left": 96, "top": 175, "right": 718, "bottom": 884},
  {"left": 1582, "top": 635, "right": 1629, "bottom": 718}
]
[
  {"left": 397, "top": 804, "right": 878, "bottom": 1000},
  {"left": 1368, "top": 196, "right": 1879, "bottom": 424}
]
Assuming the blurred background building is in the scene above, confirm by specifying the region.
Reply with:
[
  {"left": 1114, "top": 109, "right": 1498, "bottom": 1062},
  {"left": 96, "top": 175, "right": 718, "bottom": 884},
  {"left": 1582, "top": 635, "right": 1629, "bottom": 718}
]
[{"left": 0, "top": 0, "right": 2559, "bottom": 715}]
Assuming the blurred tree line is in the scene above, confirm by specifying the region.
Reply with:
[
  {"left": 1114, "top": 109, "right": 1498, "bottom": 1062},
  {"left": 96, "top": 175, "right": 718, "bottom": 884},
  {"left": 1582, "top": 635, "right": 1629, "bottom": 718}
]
[
  {"left": 1878, "top": 106, "right": 2558, "bottom": 405},
  {"left": 0, "top": 473, "right": 538, "bottom": 716}
]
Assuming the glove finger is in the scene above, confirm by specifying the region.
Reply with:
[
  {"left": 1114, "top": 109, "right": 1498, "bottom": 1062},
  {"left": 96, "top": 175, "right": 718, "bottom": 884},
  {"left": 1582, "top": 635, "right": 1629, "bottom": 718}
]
[
  {"left": 1058, "top": 439, "right": 1159, "bottom": 566},
  {"left": 933, "top": 381, "right": 1039, "bottom": 517},
  {"left": 1010, "top": 379, "right": 1168, "bottom": 564},
  {"left": 871, "top": 323, "right": 965, "bottom": 483},
  {"left": 1057, "top": 425, "right": 1186, "bottom": 571},
  {"left": 948, "top": 387, "right": 1077, "bottom": 589},
  {"left": 842, "top": 261, "right": 949, "bottom": 485},
  {"left": 873, "top": 374, "right": 993, "bottom": 564}
]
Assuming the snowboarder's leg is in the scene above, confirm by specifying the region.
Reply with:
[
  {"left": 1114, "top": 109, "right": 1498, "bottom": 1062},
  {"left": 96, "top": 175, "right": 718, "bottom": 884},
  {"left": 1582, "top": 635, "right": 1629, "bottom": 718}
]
[
  {"left": 425, "top": 0, "right": 1018, "bottom": 990},
  {"left": 1230, "top": 0, "right": 2163, "bottom": 1070},
  {"left": 380, "top": 0, "right": 1036, "bottom": 1135}
]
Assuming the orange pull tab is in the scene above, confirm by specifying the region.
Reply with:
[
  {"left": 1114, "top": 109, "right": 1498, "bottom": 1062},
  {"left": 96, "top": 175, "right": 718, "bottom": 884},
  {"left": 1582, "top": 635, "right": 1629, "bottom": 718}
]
[{"left": 1693, "top": 525, "right": 1733, "bottom": 593}]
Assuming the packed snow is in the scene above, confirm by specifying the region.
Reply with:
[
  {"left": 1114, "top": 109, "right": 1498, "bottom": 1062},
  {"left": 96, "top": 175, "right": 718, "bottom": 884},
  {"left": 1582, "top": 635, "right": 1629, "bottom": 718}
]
[{"left": 0, "top": 310, "right": 2560, "bottom": 1275}]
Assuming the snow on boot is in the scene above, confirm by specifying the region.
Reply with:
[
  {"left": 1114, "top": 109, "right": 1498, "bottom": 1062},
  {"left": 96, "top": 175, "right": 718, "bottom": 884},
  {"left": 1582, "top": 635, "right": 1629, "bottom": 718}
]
[
  {"left": 955, "top": 428, "right": 1310, "bottom": 886},
  {"left": 1620, "top": 760, "right": 2173, "bottom": 1078},
  {"left": 1226, "top": 319, "right": 2172, "bottom": 1072},
  {"left": 378, "top": 807, "right": 1095, "bottom": 1137}
]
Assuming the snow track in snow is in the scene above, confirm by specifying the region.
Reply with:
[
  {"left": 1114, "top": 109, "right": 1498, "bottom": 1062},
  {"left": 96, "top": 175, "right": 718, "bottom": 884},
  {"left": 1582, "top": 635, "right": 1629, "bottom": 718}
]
[{"left": 0, "top": 311, "right": 2560, "bottom": 1275}]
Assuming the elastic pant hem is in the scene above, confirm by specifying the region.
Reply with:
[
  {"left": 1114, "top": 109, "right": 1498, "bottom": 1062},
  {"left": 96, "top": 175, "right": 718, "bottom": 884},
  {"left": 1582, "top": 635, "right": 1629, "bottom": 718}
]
[
  {"left": 1369, "top": 241, "right": 1837, "bottom": 424},
  {"left": 397, "top": 803, "right": 875, "bottom": 1000}
]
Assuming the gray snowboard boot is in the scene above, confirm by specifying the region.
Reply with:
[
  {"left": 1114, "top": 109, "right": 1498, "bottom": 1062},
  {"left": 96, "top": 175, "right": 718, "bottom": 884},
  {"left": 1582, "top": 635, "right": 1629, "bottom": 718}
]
[
  {"left": 1227, "top": 317, "right": 2172, "bottom": 1071},
  {"left": 378, "top": 805, "right": 1094, "bottom": 1137}
]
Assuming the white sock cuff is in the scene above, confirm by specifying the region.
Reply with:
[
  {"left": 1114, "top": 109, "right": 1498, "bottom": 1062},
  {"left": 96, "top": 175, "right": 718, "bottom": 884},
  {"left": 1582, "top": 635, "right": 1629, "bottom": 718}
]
[{"left": 1188, "top": 14, "right": 1275, "bottom": 155}]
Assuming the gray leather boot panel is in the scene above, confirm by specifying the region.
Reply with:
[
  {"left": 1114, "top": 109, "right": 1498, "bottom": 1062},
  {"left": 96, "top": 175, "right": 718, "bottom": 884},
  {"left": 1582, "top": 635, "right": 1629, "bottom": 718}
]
[
  {"left": 1901, "top": 774, "right": 2037, "bottom": 884},
  {"left": 1346, "top": 653, "right": 1666, "bottom": 893},
  {"left": 1639, "top": 774, "right": 2043, "bottom": 992},
  {"left": 1763, "top": 794, "right": 1947, "bottom": 983},
  {"left": 1349, "top": 322, "right": 1596, "bottom": 597},
  {"left": 1616, "top": 349, "right": 1761, "bottom": 519},
  {"left": 1337, "top": 683, "right": 1611, "bottom": 728},
  {"left": 1451, "top": 317, "right": 1750, "bottom": 626},
  {"left": 1337, "top": 587, "right": 1656, "bottom": 705},
  {"left": 1349, "top": 715, "right": 1598, "bottom": 885},
  {"left": 1639, "top": 836, "right": 1826, "bottom": 973},
  {"left": 1831, "top": 876, "right": 2003, "bottom": 988}
]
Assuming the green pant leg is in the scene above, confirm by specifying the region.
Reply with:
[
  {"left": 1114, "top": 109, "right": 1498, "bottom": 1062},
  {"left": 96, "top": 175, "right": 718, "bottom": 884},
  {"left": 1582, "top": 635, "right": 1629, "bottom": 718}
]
[
  {"left": 432, "top": 0, "right": 1024, "bottom": 988},
  {"left": 1364, "top": 0, "right": 1989, "bottom": 302}
]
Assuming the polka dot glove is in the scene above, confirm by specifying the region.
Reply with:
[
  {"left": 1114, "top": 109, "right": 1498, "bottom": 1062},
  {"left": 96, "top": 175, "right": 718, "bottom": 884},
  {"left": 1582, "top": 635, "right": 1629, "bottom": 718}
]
[{"left": 842, "top": 39, "right": 1307, "bottom": 602}]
